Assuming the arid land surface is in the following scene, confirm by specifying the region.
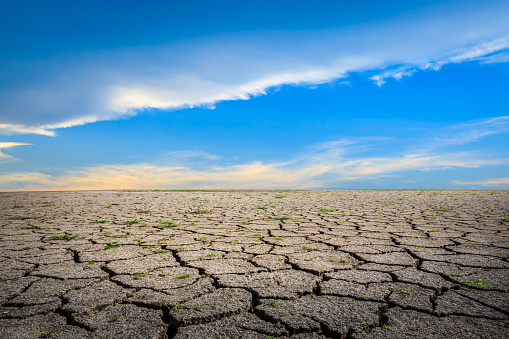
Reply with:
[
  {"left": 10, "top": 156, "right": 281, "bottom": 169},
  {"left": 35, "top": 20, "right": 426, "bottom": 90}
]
[{"left": 0, "top": 190, "right": 508, "bottom": 338}]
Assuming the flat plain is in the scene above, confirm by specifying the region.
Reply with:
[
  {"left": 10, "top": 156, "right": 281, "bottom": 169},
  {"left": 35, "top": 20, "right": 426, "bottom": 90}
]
[{"left": 0, "top": 189, "right": 508, "bottom": 338}]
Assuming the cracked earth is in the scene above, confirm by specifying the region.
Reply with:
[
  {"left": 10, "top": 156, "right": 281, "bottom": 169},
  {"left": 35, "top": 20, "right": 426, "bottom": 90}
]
[{"left": 0, "top": 190, "right": 508, "bottom": 338}]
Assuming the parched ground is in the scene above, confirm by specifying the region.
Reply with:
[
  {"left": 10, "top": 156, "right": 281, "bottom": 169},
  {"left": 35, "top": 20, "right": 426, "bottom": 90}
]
[{"left": 0, "top": 190, "right": 508, "bottom": 338}]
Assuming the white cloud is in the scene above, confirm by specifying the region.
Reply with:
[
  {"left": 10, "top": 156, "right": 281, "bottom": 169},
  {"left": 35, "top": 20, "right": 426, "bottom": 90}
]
[
  {"left": 1, "top": 1, "right": 509, "bottom": 135},
  {"left": 453, "top": 177, "right": 509, "bottom": 187},
  {"left": 370, "top": 68, "right": 418, "bottom": 87},
  {"left": 0, "top": 116, "right": 105, "bottom": 136},
  {"left": 156, "top": 150, "right": 220, "bottom": 165},
  {"left": 478, "top": 51, "right": 509, "bottom": 64},
  {"left": 448, "top": 36, "right": 509, "bottom": 63},
  {"left": 0, "top": 142, "right": 31, "bottom": 161},
  {"left": 1, "top": 115, "right": 508, "bottom": 190},
  {"left": 0, "top": 124, "right": 56, "bottom": 137},
  {"left": 370, "top": 35, "right": 509, "bottom": 86},
  {"left": 437, "top": 116, "right": 509, "bottom": 145},
  {"left": 1, "top": 140, "right": 506, "bottom": 191}
]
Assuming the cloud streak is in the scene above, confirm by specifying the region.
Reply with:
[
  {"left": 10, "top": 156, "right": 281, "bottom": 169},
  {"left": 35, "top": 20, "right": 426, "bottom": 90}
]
[
  {"left": 435, "top": 116, "right": 509, "bottom": 146},
  {"left": 1, "top": 134, "right": 507, "bottom": 190},
  {"left": 1, "top": 1, "right": 509, "bottom": 136},
  {"left": 1, "top": 114, "right": 508, "bottom": 190},
  {"left": 453, "top": 177, "right": 509, "bottom": 187},
  {"left": 0, "top": 142, "right": 31, "bottom": 161}
]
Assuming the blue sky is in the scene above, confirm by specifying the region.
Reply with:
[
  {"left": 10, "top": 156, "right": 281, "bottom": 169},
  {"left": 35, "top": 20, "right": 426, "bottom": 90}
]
[{"left": 1, "top": 0, "right": 509, "bottom": 190}]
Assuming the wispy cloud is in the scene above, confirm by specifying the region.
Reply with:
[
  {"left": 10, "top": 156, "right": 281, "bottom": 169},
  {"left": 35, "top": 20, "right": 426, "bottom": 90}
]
[
  {"left": 370, "top": 68, "right": 418, "bottom": 87},
  {"left": 1, "top": 2, "right": 509, "bottom": 136},
  {"left": 478, "top": 51, "right": 509, "bottom": 64},
  {"left": 436, "top": 116, "right": 509, "bottom": 146},
  {"left": 1, "top": 130, "right": 507, "bottom": 190},
  {"left": 448, "top": 37, "right": 509, "bottom": 64},
  {"left": 1, "top": 150, "right": 505, "bottom": 191},
  {"left": 2, "top": 114, "right": 508, "bottom": 190},
  {"left": 370, "top": 35, "right": 509, "bottom": 86},
  {"left": 0, "top": 142, "right": 31, "bottom": 161},
  {"left": 453, "top": 177, "right": 509, "bottom": 187}
]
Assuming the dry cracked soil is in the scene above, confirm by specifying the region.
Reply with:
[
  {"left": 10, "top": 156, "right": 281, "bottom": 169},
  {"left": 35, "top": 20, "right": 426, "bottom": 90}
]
[{"left": 0, "top": 189, "right": 508, "bottom": 338}]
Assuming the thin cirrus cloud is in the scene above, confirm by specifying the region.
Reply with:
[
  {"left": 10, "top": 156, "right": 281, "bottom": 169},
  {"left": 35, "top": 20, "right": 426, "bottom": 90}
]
[
  {"left": 1, "top": 116, "right": 508, "bottom": 190},
  {"left": 1, "top": 1, "right": 509, "bottom": 136},
  {"left": 417, "top": 116, "right": 509, "bottom": 149},
  {"left": 0, "top": 147, "right": 504, "bottom": 191},
  {"left": 0, "top": 142, "right": 31, "bottom": 161},
  {"left": 453, "top": 177, "right": 509, "bottom": 187}
]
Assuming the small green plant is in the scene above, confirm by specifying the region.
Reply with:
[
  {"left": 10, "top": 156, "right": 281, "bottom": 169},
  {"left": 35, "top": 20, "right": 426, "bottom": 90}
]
[
  {"left": 110, "top": 316, "right": 120, "bottom": 322},
  {"left": 460, "top": 286, "right": 470, "bottom": 290},
  {"left": 362, "top": 322, "right": 371, "bottom": 328},
  {"left": 158, "top": 222, "right": 179, "bottom": 228},
  {"left": 13, "top": 216, "right": 39, "bottom": 220},
  {"left": 153, "top": 249, "right": 169, "bottom": 254},
  {"left": 176, "top": 304, "right": 187, "bottom": 309},
  {"left": 381, "top": 322, "right": 390, "bottom": 329},
  {"left": 269, "top": 300, "right": 279, "bottom": 307},
  {"left": 105, "top": 243, "right": 122, "bottom": 249},
  {"left": 22, "top": 226, "right": 42, "bottom": 230},
  {"left": 39, "top": 331, "right": 55, "bottom": 338},
  {"left": 399, "top": 289, "right": 413, "bottom": 295},
  {"left": 462, "top": 279, "right": 486, "bottom": 288},
  {"left": 188, "top": 209, "right": 211, "bottom": 214},
  {"left": 159, "top": 322, "right": 169, "bottom": 327},
  {"left": 330, "top": 258, "right": 337, "bottom": 262},
  {"left": 341, "top": 259, "right": 348, "bottom": 262},
  {"left": 207, "top": 253, "right": 218, "bottom": 257},
  {"left": 49, "top": 234, "right": 77, "bottom": 241},
  {"left": 155, "top": 300, "right": 165, "bottom": 307},
  {"left": 177, "top": 273, "right": 192, "bottom": 279},
  {"left": 124, "top": 219, "right": 139, "bottom": 225},
  {"left": 320, "top": 209, "right": 334, "bottom": 212},
  {"left": 134, "top": 272, "right": 147, "bottom": 279}
]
